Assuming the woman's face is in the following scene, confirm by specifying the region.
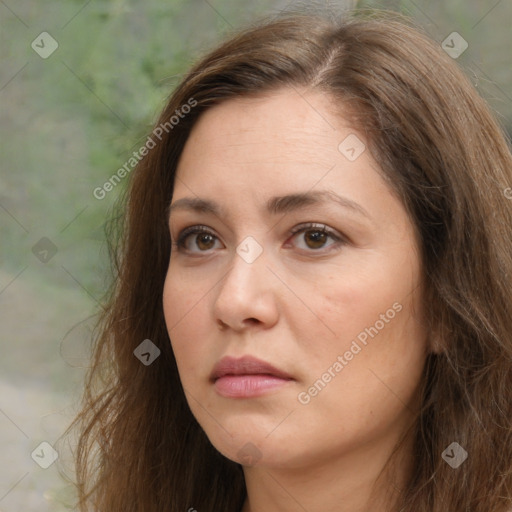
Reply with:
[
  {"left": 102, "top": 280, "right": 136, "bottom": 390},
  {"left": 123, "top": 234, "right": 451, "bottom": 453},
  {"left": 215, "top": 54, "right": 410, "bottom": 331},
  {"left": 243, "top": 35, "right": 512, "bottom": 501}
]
[{"left": 163, "top": 88, "right": 429, "bottom": 470}]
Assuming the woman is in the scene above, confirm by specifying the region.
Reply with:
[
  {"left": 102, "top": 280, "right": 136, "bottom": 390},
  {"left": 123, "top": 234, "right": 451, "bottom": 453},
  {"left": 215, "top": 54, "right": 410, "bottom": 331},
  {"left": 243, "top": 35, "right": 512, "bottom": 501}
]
[{"left": 69, "top": 7, "right": 512, "bottom": 512}]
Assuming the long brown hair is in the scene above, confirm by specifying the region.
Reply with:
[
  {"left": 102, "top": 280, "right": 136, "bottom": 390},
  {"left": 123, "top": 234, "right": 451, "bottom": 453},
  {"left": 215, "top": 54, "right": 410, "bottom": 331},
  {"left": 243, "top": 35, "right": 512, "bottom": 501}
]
[{"left": 67, "top": 7, "right": 512, "bottom": 512}]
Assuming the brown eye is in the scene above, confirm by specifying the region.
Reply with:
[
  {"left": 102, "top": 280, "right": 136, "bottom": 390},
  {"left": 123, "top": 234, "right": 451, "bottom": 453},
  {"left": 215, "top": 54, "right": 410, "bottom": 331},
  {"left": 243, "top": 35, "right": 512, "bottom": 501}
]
[
  {"left": 195, "top": 233, "right": 216, "bottom": 251},
  {"left": 303, "top": 229, "right": 329, "bottom": 249},
  {"left": 175, "top": 226, "right": 221, "bottom": 253},
  {"left": 288, "top": 223, "right": 346, "bottom": 253}
]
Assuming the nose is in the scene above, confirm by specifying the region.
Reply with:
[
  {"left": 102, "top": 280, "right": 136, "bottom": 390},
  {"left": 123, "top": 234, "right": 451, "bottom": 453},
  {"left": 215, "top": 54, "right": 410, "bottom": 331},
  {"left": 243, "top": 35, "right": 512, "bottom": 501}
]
[{"left": 213, "top": 245, "right": 279, "bottom": 332}]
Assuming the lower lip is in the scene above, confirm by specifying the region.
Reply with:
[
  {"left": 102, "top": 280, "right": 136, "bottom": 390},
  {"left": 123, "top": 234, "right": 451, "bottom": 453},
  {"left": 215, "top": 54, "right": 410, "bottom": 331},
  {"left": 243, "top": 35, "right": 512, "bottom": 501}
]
[{"left": 214, "top": 375, "right": 292, "bottom": 398}]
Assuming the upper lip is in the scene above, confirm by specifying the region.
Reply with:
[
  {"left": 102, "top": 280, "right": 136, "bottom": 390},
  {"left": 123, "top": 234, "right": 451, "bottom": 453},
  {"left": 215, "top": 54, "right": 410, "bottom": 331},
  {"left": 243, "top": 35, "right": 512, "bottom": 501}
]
[{"left": 210, "top": 356, "right": 293, "bottom": 381}]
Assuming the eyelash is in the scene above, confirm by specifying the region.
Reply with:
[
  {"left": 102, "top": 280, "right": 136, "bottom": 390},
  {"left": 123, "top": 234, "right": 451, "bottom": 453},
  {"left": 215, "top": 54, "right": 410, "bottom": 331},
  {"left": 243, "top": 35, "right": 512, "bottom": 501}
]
[{"left": 172, "top": 222, "right": 347, "bottom": 256}]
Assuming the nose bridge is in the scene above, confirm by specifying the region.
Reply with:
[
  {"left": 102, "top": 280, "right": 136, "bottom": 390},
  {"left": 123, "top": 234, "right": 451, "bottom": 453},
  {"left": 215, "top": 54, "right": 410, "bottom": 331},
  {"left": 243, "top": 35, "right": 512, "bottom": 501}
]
[
  {"left": 220, "top": 234, "right": 268, "bottom": 296},
  {"left": 213, "top": 234, "right": 277, "bottom": 328}
]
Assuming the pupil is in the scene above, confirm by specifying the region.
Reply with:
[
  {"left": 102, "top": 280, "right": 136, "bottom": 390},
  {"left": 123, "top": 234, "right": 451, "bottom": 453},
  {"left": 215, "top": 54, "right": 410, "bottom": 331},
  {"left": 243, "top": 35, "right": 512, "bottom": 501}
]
[
  {"left": 198, "top": 234, "right": 214, "bottom": 249},
  {"left": 307, "top": 230, "right": 326, "bottom": 248}
]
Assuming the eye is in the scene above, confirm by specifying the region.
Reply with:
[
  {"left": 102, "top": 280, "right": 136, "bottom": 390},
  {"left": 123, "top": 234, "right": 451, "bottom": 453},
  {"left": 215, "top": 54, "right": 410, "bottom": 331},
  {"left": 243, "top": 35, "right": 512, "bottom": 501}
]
[
  {"left": 173, "top": 225, "right": 222, "bottom": 254},
  {"left": 286, "top": 223, "right": 346, "bottom": 252}
]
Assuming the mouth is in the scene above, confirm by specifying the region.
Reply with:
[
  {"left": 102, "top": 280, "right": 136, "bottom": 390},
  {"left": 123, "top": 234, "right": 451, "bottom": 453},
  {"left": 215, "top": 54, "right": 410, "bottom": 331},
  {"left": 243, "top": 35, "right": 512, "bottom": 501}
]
[{"left": 210, "top": 355, "right": 294, "bottom": 398}]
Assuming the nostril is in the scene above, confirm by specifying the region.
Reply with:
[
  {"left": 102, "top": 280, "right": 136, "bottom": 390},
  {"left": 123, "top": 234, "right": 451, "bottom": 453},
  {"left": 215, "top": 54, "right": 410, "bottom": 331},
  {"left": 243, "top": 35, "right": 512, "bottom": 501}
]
[{"left": 217, "top": 318, "right": 259, "bottom": 330}]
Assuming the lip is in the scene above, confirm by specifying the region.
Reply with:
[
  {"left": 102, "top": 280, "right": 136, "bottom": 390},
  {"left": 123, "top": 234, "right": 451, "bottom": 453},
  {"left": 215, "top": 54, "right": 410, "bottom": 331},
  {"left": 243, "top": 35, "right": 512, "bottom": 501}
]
[{"left": 210, "top": 356, "right": 294, "bottom": 398}]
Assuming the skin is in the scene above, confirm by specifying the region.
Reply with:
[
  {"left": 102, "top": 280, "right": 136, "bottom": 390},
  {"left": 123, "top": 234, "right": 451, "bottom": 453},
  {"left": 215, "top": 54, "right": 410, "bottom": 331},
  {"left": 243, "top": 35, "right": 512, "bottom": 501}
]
[{"left": 163, "top": 87, "right": 431, "bottom": 512}]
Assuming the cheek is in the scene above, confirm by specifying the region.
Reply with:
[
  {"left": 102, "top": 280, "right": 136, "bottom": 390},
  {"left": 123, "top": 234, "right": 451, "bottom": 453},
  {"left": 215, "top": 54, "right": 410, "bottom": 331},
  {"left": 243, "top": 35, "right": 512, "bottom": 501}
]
[
  {"left": 309, "top": 270, "right": 397, "bottom": 343},
  {"left": 296, "top": 292, "right": 426, "bottom": 443},
  {"left": 162, "top": 268, "right": 209, "bottom": 379},
  {"left": 318, "top": 285, "right": 426, "bottom": 402},
  {"left": 302, "top": 257, "right": 426, "bottom": 379}
]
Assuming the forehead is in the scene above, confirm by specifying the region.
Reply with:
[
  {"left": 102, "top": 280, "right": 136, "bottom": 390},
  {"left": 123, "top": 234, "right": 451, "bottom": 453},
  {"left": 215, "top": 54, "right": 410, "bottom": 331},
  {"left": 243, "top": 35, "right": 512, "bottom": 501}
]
[
  {"left": 173, "top": 88, "right": 390, "bottom": 217},
  {"left": 177, "top": 88, "right": 354, "bottom": 171}
]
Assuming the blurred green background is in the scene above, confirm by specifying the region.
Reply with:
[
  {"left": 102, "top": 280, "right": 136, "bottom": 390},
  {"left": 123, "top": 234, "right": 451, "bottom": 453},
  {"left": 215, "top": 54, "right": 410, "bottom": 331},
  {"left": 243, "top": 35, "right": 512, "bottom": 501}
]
[{"left": 1, "top": 0, "right": 511, "bottom": 510}]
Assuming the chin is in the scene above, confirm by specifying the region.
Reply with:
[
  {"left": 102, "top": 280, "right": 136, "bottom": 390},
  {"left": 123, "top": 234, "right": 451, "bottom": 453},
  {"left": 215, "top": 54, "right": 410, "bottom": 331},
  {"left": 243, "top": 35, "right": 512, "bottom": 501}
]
[{"left": 200, "top": 421, "right": 308, "bottom": 470}]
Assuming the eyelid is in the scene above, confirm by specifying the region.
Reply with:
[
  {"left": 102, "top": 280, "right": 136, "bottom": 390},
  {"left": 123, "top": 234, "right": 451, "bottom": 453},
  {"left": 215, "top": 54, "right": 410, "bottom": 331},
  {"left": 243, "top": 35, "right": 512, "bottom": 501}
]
[{"left": 288, "top": 222, "right": 345, "bottom": 241}]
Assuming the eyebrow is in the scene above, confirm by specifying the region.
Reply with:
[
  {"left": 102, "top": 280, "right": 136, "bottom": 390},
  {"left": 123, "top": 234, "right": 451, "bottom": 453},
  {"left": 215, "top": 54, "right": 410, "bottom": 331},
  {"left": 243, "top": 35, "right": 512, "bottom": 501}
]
[{"left": 167, "top": 190, "right": 371, "bottom": 220}]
